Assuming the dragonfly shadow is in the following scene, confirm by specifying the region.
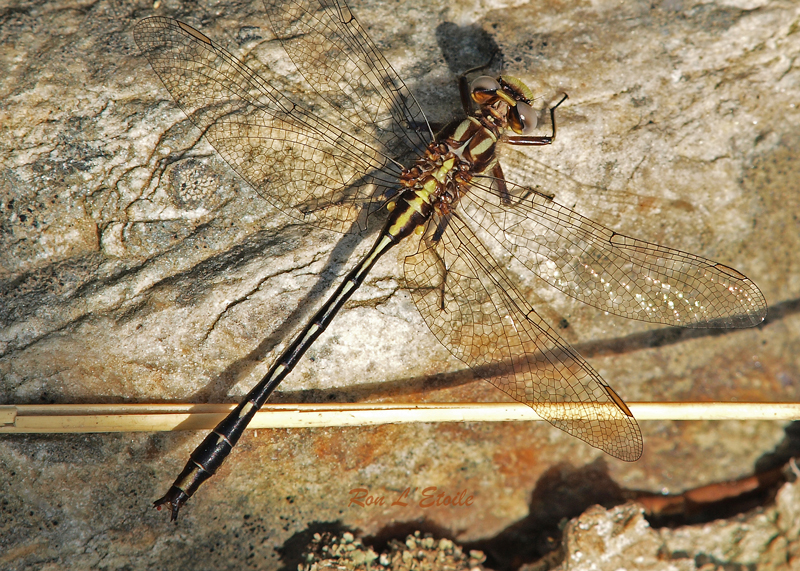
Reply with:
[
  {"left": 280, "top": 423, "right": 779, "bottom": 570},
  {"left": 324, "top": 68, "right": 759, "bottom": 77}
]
[
  {"left": 191, "top": 212, "right": 387, "bottom": 404},
  {"left": 270, "top": 423, "right": 800, "bottom": 571},
  {"left": 271, "top": 293, "right": 798, "bottom": 404},
  {"left": 435, "top": 21, "right": 503, "bottom": 77},
  {"left": 464, "top": 458, "right": 626, "bottom": 570},
  {"left": 417, "top": 22, "right": 504, "bottom": 131}
]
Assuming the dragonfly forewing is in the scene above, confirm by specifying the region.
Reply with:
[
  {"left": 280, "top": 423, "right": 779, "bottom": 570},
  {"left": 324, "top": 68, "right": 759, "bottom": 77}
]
[
  {"left": 134, "top": 16, "right": 403, "bottom": 234},
  {"left": 458, "top": 178, "right": 767, "bottom": 328},
  {"left": 263, "top": 0, "right": 432, "bottom": 158}
]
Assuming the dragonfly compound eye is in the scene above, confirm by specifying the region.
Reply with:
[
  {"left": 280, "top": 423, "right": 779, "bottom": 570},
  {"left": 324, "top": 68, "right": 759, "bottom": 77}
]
[
  {"left": 470, "top": 75, "right": 500, "bottom": 105},
  {"left": 509, "top": 100, "right": 538, "bottom": 135}
]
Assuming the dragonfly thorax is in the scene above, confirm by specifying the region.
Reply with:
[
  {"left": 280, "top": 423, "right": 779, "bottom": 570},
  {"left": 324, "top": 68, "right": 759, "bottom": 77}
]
[
  {"left": 386, "top": 143, "right": 473, "bottom": 238},
  {"left": 445, "top": 116, "right": 500, "bottom": 175}
]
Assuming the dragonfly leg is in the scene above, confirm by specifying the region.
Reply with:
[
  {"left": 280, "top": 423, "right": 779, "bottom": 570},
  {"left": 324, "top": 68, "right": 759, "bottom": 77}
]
[
  {"left": 438, "top": 262, "right": 448, "bottom": 312},
  {"left": 505, "top": 93, "right": 568, "bottom": 146},
  {"left": 490, "top": 162, "right": 514, "bottom": 205},
  {"left": 430, "top": 227, "right": 450, "bottom": 311}
]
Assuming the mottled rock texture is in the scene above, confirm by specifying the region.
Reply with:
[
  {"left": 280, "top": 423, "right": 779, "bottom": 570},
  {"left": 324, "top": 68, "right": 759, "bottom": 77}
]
[{"left": 557, "top": 479, "right": 800, "bottom": 571}]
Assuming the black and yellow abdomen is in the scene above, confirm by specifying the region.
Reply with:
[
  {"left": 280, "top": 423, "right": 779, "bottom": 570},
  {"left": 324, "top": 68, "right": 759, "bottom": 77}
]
[{"left": 388, "top": 154, "right": 460, "bottom": 240}]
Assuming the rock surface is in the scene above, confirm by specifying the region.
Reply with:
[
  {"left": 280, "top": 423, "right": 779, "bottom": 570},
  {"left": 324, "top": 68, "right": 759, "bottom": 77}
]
[
  {"left": 556, "top": 478, "right": 800, "bottom": 571},
  {"left": 1, "top": 0, "right": 799, "bottom": 569}
]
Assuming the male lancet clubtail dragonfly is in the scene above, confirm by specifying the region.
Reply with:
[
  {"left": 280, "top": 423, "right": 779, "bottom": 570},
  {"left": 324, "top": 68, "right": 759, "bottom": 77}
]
[{"left": 133, "top": 0, "right": 767, "bottom": 520}]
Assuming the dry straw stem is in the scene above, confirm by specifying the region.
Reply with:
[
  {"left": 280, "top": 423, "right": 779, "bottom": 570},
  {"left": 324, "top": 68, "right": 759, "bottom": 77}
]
[{"left": 1, "top": 402, "right": 798, "bottom": 434}]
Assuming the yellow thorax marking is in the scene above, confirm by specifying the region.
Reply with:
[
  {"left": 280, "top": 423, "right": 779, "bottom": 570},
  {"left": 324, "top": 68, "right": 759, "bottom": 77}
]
[
  {"left": 420, "top": 178, "right": 437, "bottom": 201},
  {"left": 496, "top": 90, "right": 517, "bottom": 106},
  {"left": 433, "top": 157, "right": 456, "bottom": 183},
  {"left": 470, "top": 135, "right": 494, "bottom": 158},
  {"left": 453, "top": 117, "right": 480, "bottom": 142},
  {"left": 416, "top": 156, "right": 455, "bottom": 204}
]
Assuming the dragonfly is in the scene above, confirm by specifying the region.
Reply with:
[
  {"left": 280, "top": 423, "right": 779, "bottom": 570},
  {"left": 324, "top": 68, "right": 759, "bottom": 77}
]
[{"left": 133, "top": 0, "right": 767, "bottom": 521}]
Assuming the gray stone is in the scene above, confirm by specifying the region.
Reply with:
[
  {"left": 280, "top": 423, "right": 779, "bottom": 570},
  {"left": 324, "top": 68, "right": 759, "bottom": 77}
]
[
  {"left": 559, "top": 503, "right": 695, "bottom": 571},
  {"left": 554, "top": 479, "right": 800, "bottom": 571}
]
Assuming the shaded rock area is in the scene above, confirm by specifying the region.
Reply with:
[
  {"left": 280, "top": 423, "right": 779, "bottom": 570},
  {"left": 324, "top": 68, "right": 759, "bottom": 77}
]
[
  {"left": 1, "top": 0, "right": 799, "bottom": 569},
  {"left": 296, "top": 530, "right": 489, "bottom": 571},
  {"left": 290, "top": 478, "right": 800, "bottom": 570},
  {"left": 555, "top": 477, "right": 800, "bottom": 571}
]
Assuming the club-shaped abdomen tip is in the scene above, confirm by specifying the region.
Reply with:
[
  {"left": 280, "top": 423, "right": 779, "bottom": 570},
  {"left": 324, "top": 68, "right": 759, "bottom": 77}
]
[{"left": 154, "top": 487, "right": 189, "bottom": 522}]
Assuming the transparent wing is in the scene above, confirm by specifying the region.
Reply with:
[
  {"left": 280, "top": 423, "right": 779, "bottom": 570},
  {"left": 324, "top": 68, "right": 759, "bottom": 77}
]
[
  {"left": 405, "top": 213, "right": 643, "bottom": 461},
  {"left": 459, "top": 178, "right": 767, "bottom": 328},
  {"left": 264, "top": 0, "right": 432, "bottom": 159},
  {"left": 134, "top": 17, "right": 402, "bottom": 233}
]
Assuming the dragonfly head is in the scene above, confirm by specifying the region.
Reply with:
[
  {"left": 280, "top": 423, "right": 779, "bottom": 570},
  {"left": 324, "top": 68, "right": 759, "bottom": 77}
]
[{"left": 469, "top": 75, "right": 538, "bottom": 135}]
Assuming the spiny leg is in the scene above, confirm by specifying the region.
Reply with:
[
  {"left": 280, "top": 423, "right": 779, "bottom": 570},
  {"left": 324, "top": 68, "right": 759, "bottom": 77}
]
[{"left": 505, "top": 94, "right": 568, "bottom": 146}]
